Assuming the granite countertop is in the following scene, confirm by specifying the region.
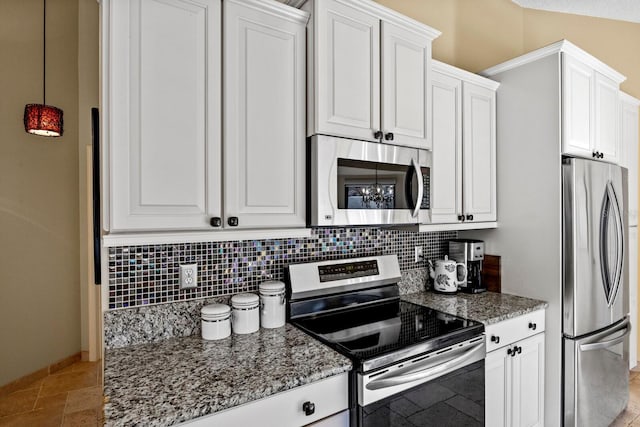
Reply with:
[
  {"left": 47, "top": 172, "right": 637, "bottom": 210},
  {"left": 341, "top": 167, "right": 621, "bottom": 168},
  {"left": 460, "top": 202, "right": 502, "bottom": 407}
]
[
  {"left": 402, "top": 291, "right": 548, "bottom": 325},
  {"left": 103, "top": 324, "right": 352, "bottom": 427}
]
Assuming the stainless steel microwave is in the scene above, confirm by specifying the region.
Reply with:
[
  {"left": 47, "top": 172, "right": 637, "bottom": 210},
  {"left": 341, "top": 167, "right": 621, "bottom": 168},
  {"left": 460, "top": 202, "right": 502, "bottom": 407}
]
[{"left": 309, "top": 135, "right": 431, "bottom": 227}]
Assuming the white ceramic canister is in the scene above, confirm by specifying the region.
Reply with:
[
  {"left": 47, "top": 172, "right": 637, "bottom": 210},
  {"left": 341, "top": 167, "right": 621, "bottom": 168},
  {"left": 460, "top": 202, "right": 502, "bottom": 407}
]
[
  {"left": 201, "top": 303, "right": 231, "bottom": 340},
  {"left": 259, "top": 280, "right": 286, "bottom": 329},
  {"left": 231, "top": 293, "right": 260, "bottom": 334}
]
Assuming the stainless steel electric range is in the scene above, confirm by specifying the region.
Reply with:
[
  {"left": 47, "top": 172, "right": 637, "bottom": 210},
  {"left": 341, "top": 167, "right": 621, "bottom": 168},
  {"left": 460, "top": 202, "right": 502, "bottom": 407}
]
[{"left": 287, "top": 255, "right": 486, "bottom": 427}]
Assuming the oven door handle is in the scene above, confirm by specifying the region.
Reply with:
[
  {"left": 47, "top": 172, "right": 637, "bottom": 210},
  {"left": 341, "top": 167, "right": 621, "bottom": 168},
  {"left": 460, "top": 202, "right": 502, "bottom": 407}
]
[{"left": 365, "top": 340, "right": 485, "bottom": 390}]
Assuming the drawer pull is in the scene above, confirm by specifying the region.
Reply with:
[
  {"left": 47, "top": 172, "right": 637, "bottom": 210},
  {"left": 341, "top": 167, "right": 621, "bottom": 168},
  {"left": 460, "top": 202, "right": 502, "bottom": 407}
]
[
  {"left": 529, "top": 322, "right": 537, "bottom": 330},
  {"left": 490, "top": 335, "right": 500, "bottom": 344},
  {"left": 302, "top": 401, "right": 315, "bottom": 416}
]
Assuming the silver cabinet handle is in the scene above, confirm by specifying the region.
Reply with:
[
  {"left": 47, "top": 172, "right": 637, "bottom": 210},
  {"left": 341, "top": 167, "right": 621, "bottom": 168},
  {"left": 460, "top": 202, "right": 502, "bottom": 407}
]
[{"left": 366, "top": 341, "right": 484, "bottom": 390}]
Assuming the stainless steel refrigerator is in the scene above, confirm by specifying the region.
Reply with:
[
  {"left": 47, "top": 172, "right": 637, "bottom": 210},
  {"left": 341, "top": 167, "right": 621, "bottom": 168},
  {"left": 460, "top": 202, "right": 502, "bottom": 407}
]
[{"left": 562, "top": 157, "right": 630, "bottom": 426}]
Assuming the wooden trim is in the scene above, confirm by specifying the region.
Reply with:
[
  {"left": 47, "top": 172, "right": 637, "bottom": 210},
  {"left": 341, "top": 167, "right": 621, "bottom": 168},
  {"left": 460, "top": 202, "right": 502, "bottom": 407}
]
[
  {"left": 0, "top": 352, "right": 82, "bottom": 397},
  {"left": 48, "top": 353, "right": 82, "bottom": 375}
]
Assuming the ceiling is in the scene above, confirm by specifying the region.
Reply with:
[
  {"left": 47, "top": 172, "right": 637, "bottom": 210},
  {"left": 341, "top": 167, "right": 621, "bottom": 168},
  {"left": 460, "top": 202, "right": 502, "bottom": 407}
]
[{"left": 512, "top": 0, "right": 640, "bottom": 23}]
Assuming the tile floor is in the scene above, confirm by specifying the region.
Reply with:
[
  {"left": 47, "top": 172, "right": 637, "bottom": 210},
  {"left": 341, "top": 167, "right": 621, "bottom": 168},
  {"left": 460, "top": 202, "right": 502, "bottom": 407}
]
[
  {"left": 612, "top": 366, "right": 640, "bottom": 426},
  {"left": 0, "top": 361, "right": 103, "bottom": 427}
]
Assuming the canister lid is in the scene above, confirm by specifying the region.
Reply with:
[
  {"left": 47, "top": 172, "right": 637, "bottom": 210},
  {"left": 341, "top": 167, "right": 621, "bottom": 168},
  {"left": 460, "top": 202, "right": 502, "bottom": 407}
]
[
  {"left": 231, "top": 293, "right": 259, "bottom": 308},
  {"left": 259, "top": 280, "right": 286, "bottom": 295},
  {"left": 201, "top": 303, "right": 230, "bottom": 319}
]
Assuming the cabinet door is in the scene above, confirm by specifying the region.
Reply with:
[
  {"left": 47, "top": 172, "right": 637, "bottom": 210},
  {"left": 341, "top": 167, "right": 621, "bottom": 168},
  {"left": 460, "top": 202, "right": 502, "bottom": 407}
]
[
  {"left": 107, "top": 0, "right": 221, "bottom": 231},
  {"left": 621, "top": 95, "right": 639, "bottom": 226},
  {"left": 223, "top": 0, "right": 306, "bottom": 229},
  {"left": 485, "top": 347, "right": 511, "bottom": 427},
  {"left": 315, "top": 0, "right": 380, "bottom": 142},
  {"left": 595, "top": 72, "right": 620, "bottom": 163},
  {"left": 462, "top": 82, "right": 496, "bottom": 222},
  {"left": 430, "top": 71, "right": 462, "bottom": 223},
  {"left": 381, "top": 22, "right": 431, "bottom": 149},
  {"left": 562, "top": 54, "right": 594, "bottom": 158},
  {"left": 512, "top": 333, "right": 545, "bottom": 427}
]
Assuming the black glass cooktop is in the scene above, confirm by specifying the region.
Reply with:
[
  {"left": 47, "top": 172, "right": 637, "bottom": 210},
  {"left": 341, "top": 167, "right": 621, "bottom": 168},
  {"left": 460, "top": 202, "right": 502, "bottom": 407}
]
[{"left": 292, "top": 300, "right": 484, "bottom": 370}]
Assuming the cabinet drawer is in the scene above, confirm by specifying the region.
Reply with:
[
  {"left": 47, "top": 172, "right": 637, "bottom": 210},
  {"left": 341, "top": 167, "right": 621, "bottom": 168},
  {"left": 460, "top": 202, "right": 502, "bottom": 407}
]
[
  {"left": 485, "top": 309, "right": 545, "bottom": 352},
  {"left": 182, "top": 373, "right": 349, "bottom": 427}
]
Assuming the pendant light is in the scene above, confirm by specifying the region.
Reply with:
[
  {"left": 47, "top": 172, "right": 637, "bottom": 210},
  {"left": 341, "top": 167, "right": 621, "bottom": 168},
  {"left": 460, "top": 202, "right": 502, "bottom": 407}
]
[{"left": 23, "top": 0, "right": 63, "bottom": 137}]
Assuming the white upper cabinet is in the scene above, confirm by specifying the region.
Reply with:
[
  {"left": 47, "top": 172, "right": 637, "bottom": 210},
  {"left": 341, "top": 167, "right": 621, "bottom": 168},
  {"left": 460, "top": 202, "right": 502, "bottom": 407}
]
[
  {"left": 102, "top": 0, "right": 308, "bottom": 233},
  {"left": 431, "top": 70, "right": 463, "bottom": 223},
  {"left": 463, "top": 82, "right": 497, "bottom": 222},
  {"left": 305, "top": 0, "right": 440, "bottom": 150},
  {"left": 620, "top": 92, "right": 640, "bottom": 226},
  {"left": 595, "top": 72, "right": 621, "bottom": 163},
  {"left": 561, "top": 51, "right": 625, "bottom": 163},
  {"left": 312, "top": 0, "right": 380, "bottom": 141},
  {"left": 562, "top": 54, "right": 594, "bottom": 158},
  {"left": 224, "top": 0, "right": 307, "bottom": 229},
  {"left": 104, "top": 0, "right": 221, "bottom": 231},
  {"left": 381, "top": 22, "right": 432, "bottom": 149},
  {"left": 430, "top": 61, "right": 498, "bottom": 225}
]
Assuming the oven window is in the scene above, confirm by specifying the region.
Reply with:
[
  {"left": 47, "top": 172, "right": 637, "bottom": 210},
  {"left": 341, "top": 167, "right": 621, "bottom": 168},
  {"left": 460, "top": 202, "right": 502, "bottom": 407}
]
[
  {"left": 337, "top": 159, "right": 429, "bottom": 210},
  {"left": 358, "top": 360, "right": 484, "bottom": 427}
]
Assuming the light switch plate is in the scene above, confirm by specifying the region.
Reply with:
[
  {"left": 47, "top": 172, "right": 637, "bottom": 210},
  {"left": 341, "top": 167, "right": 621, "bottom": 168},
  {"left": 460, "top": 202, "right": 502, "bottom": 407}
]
[{"left": 180, "top": 263, "right": 198, "bottom": 289}]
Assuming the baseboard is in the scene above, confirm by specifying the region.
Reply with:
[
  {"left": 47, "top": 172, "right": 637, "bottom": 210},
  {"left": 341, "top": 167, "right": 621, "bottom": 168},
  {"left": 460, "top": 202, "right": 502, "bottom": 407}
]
[{"left": 0, "top": 352, "right": 82, "bottom": 397}]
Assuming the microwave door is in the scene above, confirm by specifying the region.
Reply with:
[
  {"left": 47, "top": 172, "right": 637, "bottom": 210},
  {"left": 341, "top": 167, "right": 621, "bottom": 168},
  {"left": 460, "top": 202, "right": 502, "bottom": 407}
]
[{"left": 310, "top": 135, "right": 431, "bottom": 226}]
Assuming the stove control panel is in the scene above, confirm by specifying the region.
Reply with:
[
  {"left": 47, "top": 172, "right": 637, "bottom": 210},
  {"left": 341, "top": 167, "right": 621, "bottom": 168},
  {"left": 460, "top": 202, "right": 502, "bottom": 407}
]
[{"left": 318, "top": 260, "right": 379, "bottom": 283}]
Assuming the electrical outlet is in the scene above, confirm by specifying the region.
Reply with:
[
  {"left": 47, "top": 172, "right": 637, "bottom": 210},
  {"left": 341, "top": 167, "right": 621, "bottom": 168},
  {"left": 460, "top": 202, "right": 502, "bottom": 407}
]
[
  {"left": 414, "top": 246, "right": 423, "bottom": 263},
  {"left": 180, "top": 263, "right": 198, "bottom": 289}
]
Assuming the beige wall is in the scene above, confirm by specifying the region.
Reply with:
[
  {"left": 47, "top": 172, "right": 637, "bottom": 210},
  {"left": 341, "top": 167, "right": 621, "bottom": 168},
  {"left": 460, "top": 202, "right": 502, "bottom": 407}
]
[{"left": 0, "top": 0, "right": 80, "bottom": 386}]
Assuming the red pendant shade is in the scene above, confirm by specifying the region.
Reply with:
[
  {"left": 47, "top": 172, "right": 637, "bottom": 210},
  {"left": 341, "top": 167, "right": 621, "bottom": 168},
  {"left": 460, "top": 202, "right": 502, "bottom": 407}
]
[
  {"left": 23, "top": 104, "right": 63, "bottom": 137},
  {"left": 24, "top": 0, "right": 63, "bottom": 138}
]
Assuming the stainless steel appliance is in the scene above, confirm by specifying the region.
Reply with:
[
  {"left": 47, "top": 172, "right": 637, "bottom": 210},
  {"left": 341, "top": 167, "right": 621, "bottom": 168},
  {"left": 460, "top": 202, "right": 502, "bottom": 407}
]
[
  {"left": 287, "top": 255, "right": 485, "bottom": 427},
  {"left": 309, "top": 135, "right": 431, "bottom": 227},
  {"left": 449, "top": 239, "right": 485, "bottom": 293},
  {"left": 563, "top": 157, "right": 630, "bottom": 426}
]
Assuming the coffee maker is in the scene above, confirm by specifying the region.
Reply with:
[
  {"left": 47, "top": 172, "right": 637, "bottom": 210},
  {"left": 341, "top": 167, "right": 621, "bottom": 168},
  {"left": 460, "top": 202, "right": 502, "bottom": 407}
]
[{"left": 448, "top": 239, "right": 485, "bottom": 293}]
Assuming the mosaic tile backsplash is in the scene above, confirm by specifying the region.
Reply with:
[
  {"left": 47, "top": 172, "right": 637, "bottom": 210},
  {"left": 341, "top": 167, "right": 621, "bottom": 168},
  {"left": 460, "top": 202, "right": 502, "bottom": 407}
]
[{"left": 107, "top": 228, "right": 456, "bottom": 309}]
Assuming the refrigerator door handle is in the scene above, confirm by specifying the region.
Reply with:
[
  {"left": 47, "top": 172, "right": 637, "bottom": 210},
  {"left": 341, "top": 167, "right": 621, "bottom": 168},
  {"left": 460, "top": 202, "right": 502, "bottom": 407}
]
[
  {"left": 610, "top": 182, "right": 625, "bottom": 304},
  {"left": 600, "top": 181, "right": 624, "bottom": 307},
  {"left": 579, "top": 317, "right": 631, "bottom": 352}
]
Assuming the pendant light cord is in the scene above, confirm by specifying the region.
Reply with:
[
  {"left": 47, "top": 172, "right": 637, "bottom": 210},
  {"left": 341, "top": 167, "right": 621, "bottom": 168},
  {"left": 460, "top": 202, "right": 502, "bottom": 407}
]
[{"left": 42, "top": 0, "right": 46, "bottom": 105}]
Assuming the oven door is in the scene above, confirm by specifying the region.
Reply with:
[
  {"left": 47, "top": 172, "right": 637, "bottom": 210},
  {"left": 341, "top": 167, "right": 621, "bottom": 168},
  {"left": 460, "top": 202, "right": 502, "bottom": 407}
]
[
  {"left": 310, "top": 134, "right": 431, "bottom": 226},
  {"left": 356, "top": 339, "right": 485, "bottom": 427}
]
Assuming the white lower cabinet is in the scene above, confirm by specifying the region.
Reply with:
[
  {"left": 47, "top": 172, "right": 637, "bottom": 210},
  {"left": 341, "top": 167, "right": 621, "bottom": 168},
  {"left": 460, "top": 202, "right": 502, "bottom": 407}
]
[
  {"left": 182, "top": 373, "right": 349, "bottom": 427},
  {"left": 485, "top": 311, "right": 545, "bottom": 427}
]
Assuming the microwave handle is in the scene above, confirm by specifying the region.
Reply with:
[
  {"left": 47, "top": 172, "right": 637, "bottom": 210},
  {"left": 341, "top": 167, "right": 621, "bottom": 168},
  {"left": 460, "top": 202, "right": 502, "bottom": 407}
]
[{"left": 411, "top": 157, "right": 423, "bottom": 218}]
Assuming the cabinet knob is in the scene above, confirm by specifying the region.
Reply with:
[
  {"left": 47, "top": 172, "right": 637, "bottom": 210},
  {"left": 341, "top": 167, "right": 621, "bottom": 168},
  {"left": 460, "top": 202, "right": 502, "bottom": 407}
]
[
  {"left": 384, "top": 132, "right": 394, "bottom": 141},
  {"left": 599, "top": 152, "right": 604, "bottom": 159},
  {"left": 227, "top": 217, "right": 239, "bottom": 227},
  {"left": 374, "top": 130, "right": 383, "bottom": 140},
  {"left": 466, "top": 214, "right": 474, "bottom": 221},
  {"left": 210, "top": 217, "right": 222, "bottom": 227},
  {"left": 491, "top": 335, "right": 500, "bottom": 344},
  {"left": 528, "top": 322, "right": 537, "bottom": 330},
  {"left": 517, "top": 346, "right": 522, "bottom": 354},
  {"left": 458, "top": 214, "right": 464, "bottom": 221},
  {"left": 507, "top": 348, "right": 513, "bottom": 356},
  {"left": 302, "top": 401, "right": 315, "bottom": 416},
  {"left": 593, "top": 151, "right": 598, "bottom": 158}
]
